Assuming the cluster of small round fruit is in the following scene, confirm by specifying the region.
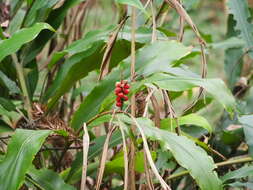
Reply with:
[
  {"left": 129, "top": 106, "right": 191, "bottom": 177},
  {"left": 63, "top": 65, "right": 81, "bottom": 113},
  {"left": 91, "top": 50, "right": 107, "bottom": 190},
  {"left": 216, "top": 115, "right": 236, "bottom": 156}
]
[{"left": 115, "top": 80, "right": 130, "bottom": 108}]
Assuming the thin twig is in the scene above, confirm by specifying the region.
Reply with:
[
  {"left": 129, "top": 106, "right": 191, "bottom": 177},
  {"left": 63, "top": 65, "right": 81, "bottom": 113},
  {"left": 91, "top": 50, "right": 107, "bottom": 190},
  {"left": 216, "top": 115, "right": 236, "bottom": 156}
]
[
  {"left": 117, "top": 116, "right": 129, "bottom": 190},
  {"left": 98, "top": 16, "right": 129, "bottom": 80},
  {"left": 95, "top": 111, "right": 117, "bottom": 190}
]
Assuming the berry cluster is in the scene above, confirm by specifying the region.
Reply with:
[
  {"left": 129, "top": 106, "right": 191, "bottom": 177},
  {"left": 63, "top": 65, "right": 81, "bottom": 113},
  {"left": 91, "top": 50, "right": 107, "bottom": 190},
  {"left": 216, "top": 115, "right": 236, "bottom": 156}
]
[{"left": 115, "top": 80, "right": 130, "bottom": 108}]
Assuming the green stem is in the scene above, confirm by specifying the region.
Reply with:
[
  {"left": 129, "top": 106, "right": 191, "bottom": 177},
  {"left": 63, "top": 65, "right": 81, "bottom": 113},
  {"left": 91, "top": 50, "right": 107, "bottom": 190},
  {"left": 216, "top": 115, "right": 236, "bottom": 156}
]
[
  {"left": 11, "top": 54, "right": 33, "bottom": 120},
  {"left": 167, "top": 156, "right": 253, "bottom": 180}
]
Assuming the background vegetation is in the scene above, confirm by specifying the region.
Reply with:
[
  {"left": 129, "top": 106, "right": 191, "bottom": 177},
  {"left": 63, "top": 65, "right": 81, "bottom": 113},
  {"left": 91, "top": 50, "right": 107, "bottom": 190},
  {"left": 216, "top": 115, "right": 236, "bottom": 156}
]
[{"left": 1, "top": 0, "right": 253, "bottom": 189}]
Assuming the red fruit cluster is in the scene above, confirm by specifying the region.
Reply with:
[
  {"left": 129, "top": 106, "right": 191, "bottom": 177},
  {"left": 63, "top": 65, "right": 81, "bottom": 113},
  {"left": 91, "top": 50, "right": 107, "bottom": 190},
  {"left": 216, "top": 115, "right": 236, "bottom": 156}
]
[{"left": 115, "top": 80, "right": 130, "bottom": 108}]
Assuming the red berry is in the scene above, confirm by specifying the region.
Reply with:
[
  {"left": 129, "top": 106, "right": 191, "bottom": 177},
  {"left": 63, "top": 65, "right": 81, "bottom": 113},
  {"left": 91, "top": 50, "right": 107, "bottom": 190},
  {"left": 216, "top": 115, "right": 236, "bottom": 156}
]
[
  {"left": 117, "top": 92, "right": 124, "bottom": 98},
  {"left": 116, "top": 96, "right": 121, "bottom": 102},
  {"left": 116, "top": 102, "right": 122, "bottom": 107},
  {"left": 124, "top": 84, "right": 130, "bottom": 89},
  {"left": 122, "top": 95, "right": 128, "bottom": 101},
  {"left": 115, "top": 82, "right": 121, "bottom": 87},
  {"left": 123, "top": 89, "right": 129, "bottom": 94},
  {"left": 114, "top": 87, "right": 122, "bottom": 94}
]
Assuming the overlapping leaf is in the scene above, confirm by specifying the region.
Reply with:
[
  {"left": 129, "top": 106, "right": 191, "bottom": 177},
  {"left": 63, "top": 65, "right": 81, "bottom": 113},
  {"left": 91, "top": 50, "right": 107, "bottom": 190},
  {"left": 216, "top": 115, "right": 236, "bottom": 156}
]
[
  {"left": 27, "top": 166, "right": 76, "bottom": 190},
  {"left": 71, "top": 41, "right": 192, "bottom": 130},
  {"left": 132, "top": 117, "right": 223, "bottom": 190},
  {"left": 0, "top": 23, "right": 54, "bottom": 62},
  {"left": 0, "top": 129, "right": 51, "bottom": 190}
]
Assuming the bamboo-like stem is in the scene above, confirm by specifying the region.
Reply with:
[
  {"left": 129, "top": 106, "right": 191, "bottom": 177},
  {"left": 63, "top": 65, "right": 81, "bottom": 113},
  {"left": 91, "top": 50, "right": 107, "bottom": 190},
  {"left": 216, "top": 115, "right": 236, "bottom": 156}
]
[
  {"left": 11, "top": 54, "right": 33, "bottom": 120},
  {"left": 167, "top": 156, "right": 253, "bottom": 181}
]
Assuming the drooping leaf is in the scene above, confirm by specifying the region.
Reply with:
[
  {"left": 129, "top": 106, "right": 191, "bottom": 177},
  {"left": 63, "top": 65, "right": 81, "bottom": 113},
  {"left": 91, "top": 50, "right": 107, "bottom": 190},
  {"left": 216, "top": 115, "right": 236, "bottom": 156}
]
[
  {"left": 238, "top": 115, "right": 253, "bottom": 157},
  {"left": 27, "top": 166, "right": 76, "bottom": 190},
  {"left": 226, "top": 182, "right": 253, "bottom": 189},
  {"left": 71, "top": 41, "right": 191, "bottom": 130},
  {"left": 23, "top": 0, "right": 84, "bottom": 64},
  {"left": 222, "top": 165, "right": 253, "bottom": 182},
  {"left": 145, "top": 73, "right": 236, "bottom": 114},
  {"left": 0, "top": 129, "right": 51, "bottom": 190},
  {"left": 209, "top": 37, "right": 244, "bottom": 50},
  {"left": 45, "top": 26, "right": 164, "bottom": 105},
  {"left": 0, "top": 23, "right": 54, "bottom": 62},
  {"left": 161, "top": 113, "right": 213, "bottom": 133},
  {"left": 130, "top": 117, "right": 223, "bottom": 190},
  {"left": 227, "top": 0, "right": 253, "bottom": 58}
]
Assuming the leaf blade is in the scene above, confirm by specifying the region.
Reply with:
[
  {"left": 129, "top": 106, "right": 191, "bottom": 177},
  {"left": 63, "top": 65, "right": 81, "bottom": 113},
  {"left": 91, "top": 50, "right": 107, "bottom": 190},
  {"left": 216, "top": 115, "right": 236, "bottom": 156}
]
[
  {"left": 0, "top": 129, "right": 51, "bottom": 190},
  {"left": 0, "top": 23, "right": 54, "bottom": 62}
]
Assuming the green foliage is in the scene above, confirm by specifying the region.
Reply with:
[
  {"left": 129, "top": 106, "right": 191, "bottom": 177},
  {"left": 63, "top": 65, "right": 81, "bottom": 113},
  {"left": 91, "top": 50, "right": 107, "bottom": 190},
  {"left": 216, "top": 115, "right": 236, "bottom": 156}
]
[
  {"left": 227, "top": 0, "right": 253, "bottom": 58},
  {"left": 27, "top": 166, "right": 76, "bottom": 190},
  {"left": 0, "top": 0, "right": 252, "bottom": 189},
  {"left": 161, "top": 113, "right": 212, "bottom": 133},
  {"left": 131, "top": 117, "right": 223, "bottom": 190},
  {"left": 0, "top": 23, "right": 54, "bottom": 62},
  {"left": 71, "top": 41, "right": 191, "bottom": 130},
  {"left": 0, "top": 129, "right": 51, "bottom": 190}
]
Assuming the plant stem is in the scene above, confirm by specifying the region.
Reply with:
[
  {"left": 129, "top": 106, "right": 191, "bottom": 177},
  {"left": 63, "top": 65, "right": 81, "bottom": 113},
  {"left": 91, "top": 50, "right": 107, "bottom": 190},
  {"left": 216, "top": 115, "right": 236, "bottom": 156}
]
[
  {"left": 11, "top": 54, "right": 33, "bottom": 120},
  {"left": 167, "top": 156, "right": 253, "bottom": 180}
]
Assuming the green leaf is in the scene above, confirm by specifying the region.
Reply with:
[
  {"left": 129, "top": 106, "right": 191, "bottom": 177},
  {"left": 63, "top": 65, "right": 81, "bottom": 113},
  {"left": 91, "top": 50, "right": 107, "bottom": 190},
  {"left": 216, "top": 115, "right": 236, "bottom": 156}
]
[
  {"left": 222, "top": 165, "right": 253, "bottom": 182},
  {"left": 8, "top": 9, "right": 26, "bottom": 35},
  {"left": 71, "top": 41, "right": 191, "bottom": 130},
  {"left": 226, "top": 182, "right": 253, "bottom": 189},
  {"left": 27, "top": 166, "right": 76, "bottom": 190},
  {"left": 132, "top": 117, "right": 223, "bottom": 190},
  {"left": 227, "top": 0, "right": 253, "bottom": 58},
  {"left": 45, "top": 26, "right": 163, "bottom": 105},
  {"left": 114, "top": 0, "right": 148, "bottom": 15},
  {"left": 0, "top": 129, "right": 51, "bottom": 190},
  {"left": 225, "top": 48, "right": 243, "bottom": 88},
  {"left": 0, "top": 71, "right": 20, "bottom": 94},
  {"left": 145, "top": 73, "right": 236, "bottom": 114},
  {"left": 23, "top": 0, "right": 83, "bottom": 64},
  {"left": 238, "top": 115, "right": 253, "bottom": 157},
  {"left": 44, "top": 41, "right": 105, "bottom": 104},
  {"left": 183, "top": 97, "right": 212, "bottom": 115},
  {"left": 209, "top": 37, "right": 245, "bottom": 50},
  {"left": 23, "top": 0, "right": 61, "bottom": 27},
  {"left": 161, "top": 113, "right": 213, "bottom": 133},
  {"left": 0, "top": 97, "right": 16, "bottom": 111},
  {"left": 105, "top": 151, "right": 156, "bottom": 175},
  {"left": 224, "top": 15, "right": 244, "bottom": 88},
  {"left": 0, "top": 23, "right": 54, "bottom": 62}
]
